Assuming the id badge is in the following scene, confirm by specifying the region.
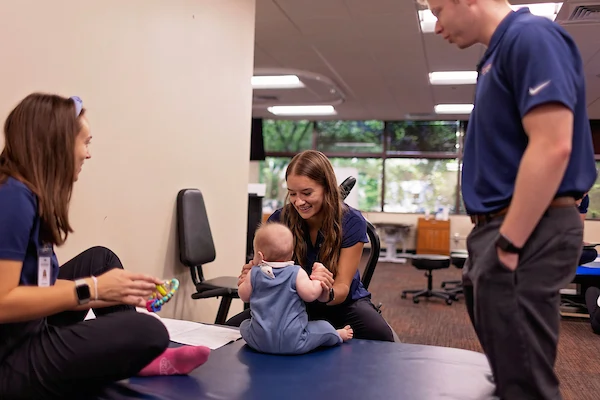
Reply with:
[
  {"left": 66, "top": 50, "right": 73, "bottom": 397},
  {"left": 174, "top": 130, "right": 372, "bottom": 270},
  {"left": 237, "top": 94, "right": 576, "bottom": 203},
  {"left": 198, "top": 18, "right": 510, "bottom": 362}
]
[{"left": 38, "top": 245, "right": 53, "bottom": 287}]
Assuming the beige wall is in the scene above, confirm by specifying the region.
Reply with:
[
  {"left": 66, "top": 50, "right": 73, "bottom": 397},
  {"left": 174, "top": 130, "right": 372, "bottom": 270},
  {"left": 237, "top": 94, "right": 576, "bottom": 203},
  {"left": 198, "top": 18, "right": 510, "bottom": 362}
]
[
  {"left": 249, "top": 161, "right": 261, "bottom": 183},
  {"left": 0, "top": 0, "right": 256, "bottom": 323}
]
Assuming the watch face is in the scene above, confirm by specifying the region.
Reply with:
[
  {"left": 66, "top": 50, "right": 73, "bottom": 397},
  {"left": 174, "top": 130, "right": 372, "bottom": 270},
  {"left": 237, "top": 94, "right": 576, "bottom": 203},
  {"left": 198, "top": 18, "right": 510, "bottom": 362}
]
[{"left": 76, "top": 283, "right": 91, "bottom": 301}]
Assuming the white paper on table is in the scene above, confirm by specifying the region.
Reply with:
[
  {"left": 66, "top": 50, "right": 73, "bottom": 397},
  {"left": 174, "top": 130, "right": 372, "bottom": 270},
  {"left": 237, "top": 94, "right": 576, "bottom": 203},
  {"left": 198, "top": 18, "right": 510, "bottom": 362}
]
[
  {"left": 84, "top": 309, "right": 241, "bottom": 350},
  {"left": 159, "top": 317, "right": 242, "bottom": 350}
]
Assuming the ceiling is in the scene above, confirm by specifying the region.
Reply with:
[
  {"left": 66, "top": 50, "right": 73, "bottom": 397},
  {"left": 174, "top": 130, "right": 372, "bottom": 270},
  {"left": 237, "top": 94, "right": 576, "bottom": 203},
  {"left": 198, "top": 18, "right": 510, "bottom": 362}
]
[{"left": 251, "top": 0, "right": 600, "bottom": 121}]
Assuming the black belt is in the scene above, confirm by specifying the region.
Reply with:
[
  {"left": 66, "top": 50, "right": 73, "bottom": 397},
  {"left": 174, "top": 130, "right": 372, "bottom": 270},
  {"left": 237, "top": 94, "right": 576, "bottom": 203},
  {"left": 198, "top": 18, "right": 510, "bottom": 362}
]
[{"left": 469, "top": 196, "right": 576, "bottom": 226}]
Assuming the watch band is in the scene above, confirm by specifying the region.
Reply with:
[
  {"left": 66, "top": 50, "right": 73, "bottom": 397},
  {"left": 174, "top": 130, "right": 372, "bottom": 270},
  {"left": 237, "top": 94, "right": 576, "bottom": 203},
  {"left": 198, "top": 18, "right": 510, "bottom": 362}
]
[
  {"left": 496, "top": 233, "right": 522, "bottom": 254},
  {"left": 327, "top": 287, "right": 335, "bottom": 303},
  {"left": 91, "top": 275, "right": 99, "bottom": 301}
]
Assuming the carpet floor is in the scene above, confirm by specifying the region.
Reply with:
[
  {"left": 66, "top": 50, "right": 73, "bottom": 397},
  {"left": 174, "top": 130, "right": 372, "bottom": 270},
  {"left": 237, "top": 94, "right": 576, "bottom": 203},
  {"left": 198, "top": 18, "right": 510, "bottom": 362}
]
[{"left": 364, "top": 258, "right": 600, "bottom": 400}]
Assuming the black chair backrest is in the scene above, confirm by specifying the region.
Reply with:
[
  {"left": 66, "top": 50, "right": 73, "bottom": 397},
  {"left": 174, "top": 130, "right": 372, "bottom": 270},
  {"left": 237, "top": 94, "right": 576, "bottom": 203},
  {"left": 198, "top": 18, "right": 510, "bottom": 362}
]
[
  {"left": 361, "top": 220, "right": 381, "bottom": 290},
  {"left": 339, "top": 176, "right": 356, "bottom": 199},
  {"left": 177, "top": 189, "right": 216, "bottom": 268}
]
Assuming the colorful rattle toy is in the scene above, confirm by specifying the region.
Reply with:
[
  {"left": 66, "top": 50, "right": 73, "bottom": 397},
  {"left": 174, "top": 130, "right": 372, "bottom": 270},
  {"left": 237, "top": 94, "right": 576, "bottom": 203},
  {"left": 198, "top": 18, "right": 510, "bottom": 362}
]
[{"left": 146, "top": 278, "right": 180, "bottom": 312}]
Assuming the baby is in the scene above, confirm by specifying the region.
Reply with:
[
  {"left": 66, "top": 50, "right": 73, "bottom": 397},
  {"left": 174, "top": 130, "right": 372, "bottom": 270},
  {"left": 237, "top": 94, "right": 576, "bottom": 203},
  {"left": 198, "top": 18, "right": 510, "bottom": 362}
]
[{"left": 239, "top": 222, "right": 353, "bottom": 355}]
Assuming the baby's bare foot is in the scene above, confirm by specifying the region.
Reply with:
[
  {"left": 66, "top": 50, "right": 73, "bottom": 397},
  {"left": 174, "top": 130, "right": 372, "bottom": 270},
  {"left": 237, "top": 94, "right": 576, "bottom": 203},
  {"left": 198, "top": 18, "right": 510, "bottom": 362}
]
[{"left": 337, "top": 325, "right": 353, "bottom": 342}]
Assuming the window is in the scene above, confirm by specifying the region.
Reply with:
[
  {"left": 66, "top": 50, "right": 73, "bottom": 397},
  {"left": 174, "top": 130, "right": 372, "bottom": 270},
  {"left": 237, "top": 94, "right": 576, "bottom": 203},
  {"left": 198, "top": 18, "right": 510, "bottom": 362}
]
[
  {"left": 383, "top": 158, "right": 459, "bottom": 213},
  {"left": 386, "top": 121, "right": 459, "bottom": 154},
  {"left": 259, "top": 157, "right": 291, "bottom": 214},
  {"left": 259, "top": 119, "right": 467, "bottom": 216},
  {"left": 315, "top": 120, "right": 384, "bottom": 154},
  {"left": 262, "top": 120, "right": 313, "bottom": 153},
  {"left": 585, "top": 161, "right": 600, "bottom": 219},
  {"left": 329, "top": 158, "right": 383, "bottom": 211}
]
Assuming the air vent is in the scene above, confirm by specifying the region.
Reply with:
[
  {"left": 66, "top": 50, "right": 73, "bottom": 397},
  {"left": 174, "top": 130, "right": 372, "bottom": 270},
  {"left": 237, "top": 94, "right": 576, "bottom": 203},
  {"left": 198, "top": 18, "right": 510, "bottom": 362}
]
[{"left": 567, "top": 5, "right": 600, "bottom": 20}]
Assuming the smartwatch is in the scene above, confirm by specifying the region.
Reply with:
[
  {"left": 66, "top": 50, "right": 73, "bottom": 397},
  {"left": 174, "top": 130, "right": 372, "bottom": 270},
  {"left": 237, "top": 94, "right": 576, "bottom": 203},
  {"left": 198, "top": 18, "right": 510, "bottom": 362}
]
[
  {"left": 74, "top": 279, "right": 91, "bottom": 305},
  {"left": 495, "top": 233, "right": 522, "bottom": 254}
]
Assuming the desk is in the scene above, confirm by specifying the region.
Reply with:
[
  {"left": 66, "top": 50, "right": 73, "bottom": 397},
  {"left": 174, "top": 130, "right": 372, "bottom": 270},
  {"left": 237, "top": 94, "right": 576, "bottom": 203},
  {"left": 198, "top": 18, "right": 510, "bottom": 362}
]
[
  {"left": 374, "top": 223, "right": 412, "bottom": 263},
  {"left": 560, "top": 265, "right": 600, "bottom": 318},
  {"left": 100, "top": 339, "right": 496, "bottom": 400}
]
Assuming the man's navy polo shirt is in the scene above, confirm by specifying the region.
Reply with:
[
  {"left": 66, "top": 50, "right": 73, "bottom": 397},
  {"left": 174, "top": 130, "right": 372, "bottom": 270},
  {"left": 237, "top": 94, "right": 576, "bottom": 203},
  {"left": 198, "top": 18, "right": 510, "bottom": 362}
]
[
  {"left": 462, "top": 8, "right": 597, "bottom": 215},
  {"left": 268, "top": 204, "right": 371, "bottom": 302}
]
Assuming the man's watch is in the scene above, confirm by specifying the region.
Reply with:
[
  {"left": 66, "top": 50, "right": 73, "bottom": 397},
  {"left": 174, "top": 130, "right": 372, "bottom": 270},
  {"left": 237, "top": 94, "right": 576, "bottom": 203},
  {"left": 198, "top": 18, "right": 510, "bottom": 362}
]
[
  {"left": 327, "top": 287, "right": 335, "bottom": 303},
  {"left": 74, "top": 279, "right": 91, "bottom": 305},
  {"left": 495, "top": 233, "right": 522, "bottom": 254}
]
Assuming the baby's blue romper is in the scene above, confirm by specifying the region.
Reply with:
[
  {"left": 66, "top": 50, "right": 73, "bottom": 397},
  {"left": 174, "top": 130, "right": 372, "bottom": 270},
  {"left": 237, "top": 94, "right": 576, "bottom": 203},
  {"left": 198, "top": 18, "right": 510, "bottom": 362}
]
[{"left": 240, "top": 263, "right": 342, "bottom": 354}]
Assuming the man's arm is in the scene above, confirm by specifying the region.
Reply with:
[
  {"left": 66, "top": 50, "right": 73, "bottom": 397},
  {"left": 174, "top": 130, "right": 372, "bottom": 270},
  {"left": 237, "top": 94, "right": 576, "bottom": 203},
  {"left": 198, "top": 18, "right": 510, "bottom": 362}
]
[{"left": 500, "top": 103, "right": 573, "bottom": 248}]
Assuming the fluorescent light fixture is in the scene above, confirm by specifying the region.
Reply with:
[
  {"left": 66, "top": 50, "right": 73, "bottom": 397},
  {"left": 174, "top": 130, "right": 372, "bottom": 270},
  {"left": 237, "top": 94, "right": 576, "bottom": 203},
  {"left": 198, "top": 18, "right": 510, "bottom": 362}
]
[
  {"left": 418, "top": 3, "right": 563, "bottom": 33},
  {"left": 434, "top": 104, "right": 474, "bottom": 114},
  {"left": 252, "top": 75, "right": 305, "bottom": 89},
  {"left": 267, "top": 105, "right": 337, "bottom": 116},
  {"left": 429, "top": 71, "right": 478, "bottom": 85}
]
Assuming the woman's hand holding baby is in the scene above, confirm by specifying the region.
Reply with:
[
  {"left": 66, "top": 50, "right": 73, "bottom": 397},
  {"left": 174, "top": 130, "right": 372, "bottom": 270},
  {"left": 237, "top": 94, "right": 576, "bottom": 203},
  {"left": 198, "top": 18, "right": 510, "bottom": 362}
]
[
  {"left": 311, "top": 263, "right": 334, "bottom": 303},
  {"left": 310, "top": 263, "right": 334, "bottom": 288}
]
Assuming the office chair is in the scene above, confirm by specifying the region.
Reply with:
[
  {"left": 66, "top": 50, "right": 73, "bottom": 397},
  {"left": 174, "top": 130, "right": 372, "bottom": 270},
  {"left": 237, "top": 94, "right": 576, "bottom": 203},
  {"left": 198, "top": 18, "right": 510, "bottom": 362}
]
[
  {"left": 176, "top": 188, "right": 239, "bottom": 325},
  {"left": 401, "top": 254, "right": 454, "bottom": 305},
  {"left": 339, "top": 177, "right": 383, "bottom": 313},
  {"left": 440, "top": 250, "right": 468, "bottom": 300}
]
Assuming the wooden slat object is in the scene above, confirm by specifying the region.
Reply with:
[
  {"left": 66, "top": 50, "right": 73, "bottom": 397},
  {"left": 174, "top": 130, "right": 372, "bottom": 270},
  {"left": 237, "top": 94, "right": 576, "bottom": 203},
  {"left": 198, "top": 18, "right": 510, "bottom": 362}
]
[
  {"left": 416, "top": 217, "right": 451, "bottom": 256},
  {"left": 262, "top": 213, "right": 271, "bottom": 223}
]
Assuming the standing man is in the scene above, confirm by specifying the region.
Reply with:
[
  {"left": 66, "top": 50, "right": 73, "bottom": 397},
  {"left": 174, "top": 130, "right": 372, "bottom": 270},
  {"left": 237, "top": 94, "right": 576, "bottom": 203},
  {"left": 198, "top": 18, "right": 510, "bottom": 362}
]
[{"left": 420, "top": 1, "right": 597, "bottom": 399}]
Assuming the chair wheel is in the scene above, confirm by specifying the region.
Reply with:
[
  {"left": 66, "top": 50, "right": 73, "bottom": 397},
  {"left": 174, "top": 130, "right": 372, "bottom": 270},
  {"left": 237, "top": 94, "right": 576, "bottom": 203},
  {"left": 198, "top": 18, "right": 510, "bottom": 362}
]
[
  {"left": 446, "top": 298, "right": 453, "bottom": 305},
  {"left": 413, "top": 298, "right": 419, "bottom": 304},
  {"left": 401, "top": 293, "right": 407, "bottom": 299}
]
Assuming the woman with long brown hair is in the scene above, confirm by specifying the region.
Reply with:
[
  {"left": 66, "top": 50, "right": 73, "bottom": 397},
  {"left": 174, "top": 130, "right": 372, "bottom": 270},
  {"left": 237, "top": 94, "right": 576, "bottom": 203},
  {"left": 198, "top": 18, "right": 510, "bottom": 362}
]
[
  {"left": 227, "top": 150, "right": 394, "bottom": 341},
  {"left": 0, "top": 93, "right": 210, "bottom": 400}
]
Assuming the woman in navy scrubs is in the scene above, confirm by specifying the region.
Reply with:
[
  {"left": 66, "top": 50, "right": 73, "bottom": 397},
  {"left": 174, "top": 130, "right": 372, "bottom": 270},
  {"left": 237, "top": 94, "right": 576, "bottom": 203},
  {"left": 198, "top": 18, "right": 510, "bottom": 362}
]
[{"left": 227, "top": 150, "right": 394, "bottom": 341}]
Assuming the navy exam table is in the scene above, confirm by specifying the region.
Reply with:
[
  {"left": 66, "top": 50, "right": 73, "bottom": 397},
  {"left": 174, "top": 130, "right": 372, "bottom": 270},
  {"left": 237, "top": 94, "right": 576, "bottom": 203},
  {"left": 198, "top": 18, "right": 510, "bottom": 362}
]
[{"left": 96, "top": 337, "right": 496, "bottom": 400}]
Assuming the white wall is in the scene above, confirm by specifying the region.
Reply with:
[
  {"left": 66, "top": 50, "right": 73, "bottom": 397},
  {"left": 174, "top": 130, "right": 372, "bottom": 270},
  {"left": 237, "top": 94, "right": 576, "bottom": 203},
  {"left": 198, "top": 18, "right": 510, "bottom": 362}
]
[{"left": 0, "top": 0, "right": 257, "bottom": 323}]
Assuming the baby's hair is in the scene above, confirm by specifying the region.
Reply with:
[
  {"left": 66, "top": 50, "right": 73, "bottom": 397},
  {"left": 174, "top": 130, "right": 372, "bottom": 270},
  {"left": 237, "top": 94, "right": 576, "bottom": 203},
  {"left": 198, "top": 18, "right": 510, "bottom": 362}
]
[{"left": 253, "top": 222, "right": 294, "bottom": 262}]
